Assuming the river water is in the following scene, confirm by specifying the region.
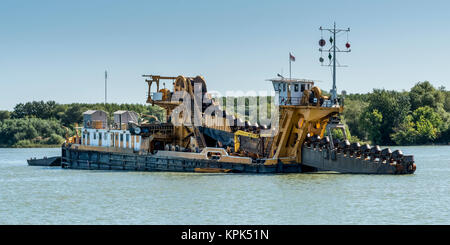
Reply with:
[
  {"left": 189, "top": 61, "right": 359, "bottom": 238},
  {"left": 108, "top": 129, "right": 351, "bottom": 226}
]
[{"left": 0, "top": 146, "right": 449, "bottom": 224}]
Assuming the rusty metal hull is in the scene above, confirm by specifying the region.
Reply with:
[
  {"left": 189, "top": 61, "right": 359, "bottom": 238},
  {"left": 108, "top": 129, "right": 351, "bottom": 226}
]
[
  {"left": 61, "top": 146, "right": 306, "bottom": 174},
  {"left": 61, "top": 146, "right": 415, "bottom": 175},
  {"left": 61, "top": 147, "right": 415, "bottom": 174},
  {"left": 27, "top": 156, "right": 61, "bottom": 167}
]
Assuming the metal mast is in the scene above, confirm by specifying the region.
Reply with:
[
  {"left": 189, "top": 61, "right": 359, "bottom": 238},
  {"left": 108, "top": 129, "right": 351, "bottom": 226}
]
[
  {"left": 105, "top": 70, "right": 107, "bottom": 104},
  {"left": 319, "top": 22, "right": 351, "bottom": 104}
]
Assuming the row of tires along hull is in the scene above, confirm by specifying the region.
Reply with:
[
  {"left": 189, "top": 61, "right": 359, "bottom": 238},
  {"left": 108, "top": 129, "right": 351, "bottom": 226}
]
[{"left": 305, "top": 137, "right": 415, "bottom": 167}]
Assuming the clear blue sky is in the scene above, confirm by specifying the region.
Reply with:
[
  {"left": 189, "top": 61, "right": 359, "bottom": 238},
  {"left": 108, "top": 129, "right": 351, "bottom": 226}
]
[{"left": 1, "top": 0, "right": 449, "bottom": 110}]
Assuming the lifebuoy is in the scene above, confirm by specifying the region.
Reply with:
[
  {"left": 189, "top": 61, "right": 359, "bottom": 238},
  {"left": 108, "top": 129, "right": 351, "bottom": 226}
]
[{"left": 134, "top": 127, "right": 141, "bottom": 135}]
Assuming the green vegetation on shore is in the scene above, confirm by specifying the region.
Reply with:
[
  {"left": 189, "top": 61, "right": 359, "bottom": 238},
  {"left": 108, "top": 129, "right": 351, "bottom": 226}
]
[
  {"left": 0, "top": 81, "right": 449, "bottom": 147},
  {"left": 343, "top": 81, "right": 450, "bottom": 145}
]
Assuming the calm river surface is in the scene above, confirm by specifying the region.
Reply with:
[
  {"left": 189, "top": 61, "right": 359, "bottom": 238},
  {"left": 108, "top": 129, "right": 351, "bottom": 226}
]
[{"left": 0, "top": 146, "right": 449, "bottom": 224}]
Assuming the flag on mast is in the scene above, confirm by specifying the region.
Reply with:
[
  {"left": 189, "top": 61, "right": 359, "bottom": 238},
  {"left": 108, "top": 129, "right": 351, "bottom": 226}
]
[
  {"left": 289, "top": 52, "right": 295, "bottom": 81},
  {"left": 289, "top": 52, "right": 296, "bottom": 62}
]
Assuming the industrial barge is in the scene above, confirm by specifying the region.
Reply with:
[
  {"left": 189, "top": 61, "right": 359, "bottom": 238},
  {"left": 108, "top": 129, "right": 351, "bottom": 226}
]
[
  {"left": 34, "top": 25, "right": 416, "bottom": 175},
  {"left": 57, "top": 73, "right": 415, "bottom": 174}
]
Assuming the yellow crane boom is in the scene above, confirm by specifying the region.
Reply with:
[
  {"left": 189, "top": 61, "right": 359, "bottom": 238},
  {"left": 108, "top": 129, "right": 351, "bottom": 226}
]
[{"left": 234, "top": 130, "right": 260, "bottom": 153}]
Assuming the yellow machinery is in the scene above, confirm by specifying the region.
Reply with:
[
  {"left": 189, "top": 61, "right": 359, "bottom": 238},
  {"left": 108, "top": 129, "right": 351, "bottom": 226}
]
[
  {"left": 266, "top": 104, "right": 342, "bottom": 164},
  {"left": 234, "top": 130, "right": 260, "bottom": 153},
  {"left": 143, "top": 74, "right": 210, "bottom": 150},
  {"left": 64, "top": 123, "right": 81, "bottom": 144},
  {"left": 142, "top": 74, "right": 343, "bottom": 166},
  {"left": 232, "top": 103, "right": 340, "bottom": 165},
  {"left": 63, "top": 126, "right": 71, "bottom": 143},
  {"left": 264, "top": 78, "right": 343, "bottom": 165}
]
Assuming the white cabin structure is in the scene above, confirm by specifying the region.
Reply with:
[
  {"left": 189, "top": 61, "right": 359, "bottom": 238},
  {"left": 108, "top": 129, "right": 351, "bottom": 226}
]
[
  {"left": 81, "top": 128, "right": 141, "bottom": 152},
  {"left": 80, "top": 110, "right": 142, "bottom": 152},
  {"left": 268, "top": 78, "right": 314, "bottom": 105},
  {"left": 268, "top": 78, "right": 333, "bottom": 107}
]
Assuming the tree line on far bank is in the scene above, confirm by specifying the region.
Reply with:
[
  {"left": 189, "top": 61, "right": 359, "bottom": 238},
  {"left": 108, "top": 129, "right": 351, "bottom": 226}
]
[
  {"left": 343, "top": 81, "right": 450, "bottom": 145},
  {"left": 0, "top": 80, "right": 449, "bottom": 147}
]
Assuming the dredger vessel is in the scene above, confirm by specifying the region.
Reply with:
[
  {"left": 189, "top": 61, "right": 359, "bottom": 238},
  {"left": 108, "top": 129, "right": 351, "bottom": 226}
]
[
  {"left": 59, "top": 74, "right": 416, "bottom": 174},
  {"left": 55, "top": 23, "right": 417, "bottom": 174}
]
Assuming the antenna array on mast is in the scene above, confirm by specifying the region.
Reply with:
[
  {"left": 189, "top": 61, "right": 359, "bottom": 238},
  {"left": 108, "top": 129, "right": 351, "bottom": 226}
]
[{"left": 318, "top": 22, "right": 351, "bottom": 104}]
